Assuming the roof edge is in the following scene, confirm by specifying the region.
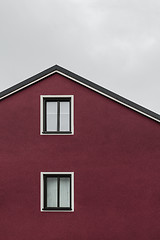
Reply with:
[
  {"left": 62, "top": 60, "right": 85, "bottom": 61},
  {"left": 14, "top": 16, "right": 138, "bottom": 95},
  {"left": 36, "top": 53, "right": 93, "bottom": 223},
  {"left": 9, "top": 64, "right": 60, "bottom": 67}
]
[{"left": 0, "top": 64, "right": 160, "bottom": 123}]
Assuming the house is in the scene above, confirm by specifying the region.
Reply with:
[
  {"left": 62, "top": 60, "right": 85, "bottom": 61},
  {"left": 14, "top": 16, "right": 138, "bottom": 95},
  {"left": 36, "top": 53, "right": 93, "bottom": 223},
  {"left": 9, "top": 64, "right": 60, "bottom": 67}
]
[{"left": 0, "top": 65, "right": 160, "bottom": 240}]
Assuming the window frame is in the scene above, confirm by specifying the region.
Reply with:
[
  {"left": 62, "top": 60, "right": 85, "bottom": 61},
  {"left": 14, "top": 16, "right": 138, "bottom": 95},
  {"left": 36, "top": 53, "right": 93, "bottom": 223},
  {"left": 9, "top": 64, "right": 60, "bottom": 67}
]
[
  {"left": 40, "top": 95, "right": 74, "bottom": 135},
  {"left": 40, "top": 172, "right": 74, "bottom": 212}
]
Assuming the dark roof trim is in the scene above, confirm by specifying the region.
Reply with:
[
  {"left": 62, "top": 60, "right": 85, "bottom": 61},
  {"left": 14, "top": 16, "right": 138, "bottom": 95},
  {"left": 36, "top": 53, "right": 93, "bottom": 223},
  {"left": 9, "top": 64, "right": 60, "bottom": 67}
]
[{"left": 0, "top": 64, "right": 160, "bottom": 122}]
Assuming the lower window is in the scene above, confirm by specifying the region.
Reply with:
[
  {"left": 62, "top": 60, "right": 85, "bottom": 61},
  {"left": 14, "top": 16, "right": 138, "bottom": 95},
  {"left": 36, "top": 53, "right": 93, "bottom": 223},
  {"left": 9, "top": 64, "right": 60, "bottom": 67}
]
[{"left": 41, "top": 172, "right": 74, "bottom": 212}]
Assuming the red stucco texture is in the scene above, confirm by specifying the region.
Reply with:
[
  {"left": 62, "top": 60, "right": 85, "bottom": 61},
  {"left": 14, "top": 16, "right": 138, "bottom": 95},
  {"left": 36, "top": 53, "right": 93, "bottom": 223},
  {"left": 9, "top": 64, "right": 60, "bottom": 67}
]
[{"left": 0, "top": 73, "right": 160, "bottom": 240}]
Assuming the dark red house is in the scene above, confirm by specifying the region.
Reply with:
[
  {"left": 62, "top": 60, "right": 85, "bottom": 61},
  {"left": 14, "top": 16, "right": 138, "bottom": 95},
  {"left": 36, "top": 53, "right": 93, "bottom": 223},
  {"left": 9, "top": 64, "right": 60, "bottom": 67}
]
[{"left": 0, "top": 65, "right": 160, "bottom": 240}]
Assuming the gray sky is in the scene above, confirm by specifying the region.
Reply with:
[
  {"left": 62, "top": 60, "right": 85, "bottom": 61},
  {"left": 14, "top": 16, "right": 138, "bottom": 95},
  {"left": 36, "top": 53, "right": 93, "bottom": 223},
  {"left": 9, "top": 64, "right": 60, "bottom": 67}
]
[{"left": 0, "top": 0, "right": 160, "bottom": 114}]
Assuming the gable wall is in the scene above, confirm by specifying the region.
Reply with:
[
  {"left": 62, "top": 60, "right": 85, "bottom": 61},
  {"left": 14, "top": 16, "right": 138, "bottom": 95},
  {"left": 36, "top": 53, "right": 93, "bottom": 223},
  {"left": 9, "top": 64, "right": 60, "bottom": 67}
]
[{"left": 0, "top": 73, "right": 160, "bottom": 240}]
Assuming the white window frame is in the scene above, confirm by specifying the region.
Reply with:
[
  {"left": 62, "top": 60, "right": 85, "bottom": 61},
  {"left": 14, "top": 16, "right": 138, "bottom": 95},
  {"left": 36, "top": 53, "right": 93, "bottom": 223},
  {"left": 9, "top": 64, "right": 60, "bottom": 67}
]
[
  {"left": 40, "top": 95, "right": 74, "bottom": 135},
  {"left": 40, "top": 172, "right": 74, "bottom": 212}
]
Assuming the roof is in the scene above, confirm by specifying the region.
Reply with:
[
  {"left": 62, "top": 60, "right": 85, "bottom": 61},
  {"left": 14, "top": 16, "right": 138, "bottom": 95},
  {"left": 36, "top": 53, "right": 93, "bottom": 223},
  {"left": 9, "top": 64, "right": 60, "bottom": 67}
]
[{"left": 0, "top": 64, "right": 160, "bottom": 123}]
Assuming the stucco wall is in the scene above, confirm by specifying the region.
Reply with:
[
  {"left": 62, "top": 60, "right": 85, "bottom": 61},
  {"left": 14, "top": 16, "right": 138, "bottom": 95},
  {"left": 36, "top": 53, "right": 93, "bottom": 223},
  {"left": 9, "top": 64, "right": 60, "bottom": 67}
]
[{"left": 0, "top": 73, "right": 160, "bottom": 240}]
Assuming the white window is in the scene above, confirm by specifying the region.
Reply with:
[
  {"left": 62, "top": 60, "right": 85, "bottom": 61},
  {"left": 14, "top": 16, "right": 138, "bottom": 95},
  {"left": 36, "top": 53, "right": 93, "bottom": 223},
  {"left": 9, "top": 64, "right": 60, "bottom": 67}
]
[
  {"left": 40, "top": 95, "right": 74, "bottom": 135},
  {"left": 40, "top": 172, "right": 74, "bottom": 212}
]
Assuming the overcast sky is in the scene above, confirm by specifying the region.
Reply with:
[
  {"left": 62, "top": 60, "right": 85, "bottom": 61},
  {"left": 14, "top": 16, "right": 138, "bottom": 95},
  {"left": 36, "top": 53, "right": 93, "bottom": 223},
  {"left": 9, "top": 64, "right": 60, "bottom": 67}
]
[{"left": 0, "top": 0, "right": 160, "bottom": 114}]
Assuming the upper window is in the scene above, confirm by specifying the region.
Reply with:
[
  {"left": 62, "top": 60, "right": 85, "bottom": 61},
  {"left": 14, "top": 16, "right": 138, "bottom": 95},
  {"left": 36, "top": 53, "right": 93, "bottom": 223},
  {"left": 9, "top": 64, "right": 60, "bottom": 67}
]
[
  {"left": 41, "top": 172, "right": 74, "bottom": 212},
  {"left": 40, "top": 95, "right": 74, "bottom": 135}
]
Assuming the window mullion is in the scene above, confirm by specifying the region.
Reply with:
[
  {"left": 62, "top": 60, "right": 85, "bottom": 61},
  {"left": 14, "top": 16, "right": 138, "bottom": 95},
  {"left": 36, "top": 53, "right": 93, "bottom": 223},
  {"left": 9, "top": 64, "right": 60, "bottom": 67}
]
[
  {"left": 57, "top": 101, "right": 60, "bottom": 131},
  {"left": 57, "top": 177, "right": 60, "bottom": 208}
]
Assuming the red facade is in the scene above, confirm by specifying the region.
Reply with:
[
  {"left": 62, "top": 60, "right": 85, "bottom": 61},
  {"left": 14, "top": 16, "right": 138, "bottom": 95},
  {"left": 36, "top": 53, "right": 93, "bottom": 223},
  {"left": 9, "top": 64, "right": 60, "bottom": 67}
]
[{"left": 1, "top": 70, "right": 160, "bottom": 239}]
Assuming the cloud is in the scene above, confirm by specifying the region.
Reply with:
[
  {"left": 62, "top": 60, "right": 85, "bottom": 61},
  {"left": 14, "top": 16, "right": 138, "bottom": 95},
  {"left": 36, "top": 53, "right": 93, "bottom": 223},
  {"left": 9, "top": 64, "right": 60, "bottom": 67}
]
[{"left": 0, "top": 0, "right": 160, "bottom": 113}]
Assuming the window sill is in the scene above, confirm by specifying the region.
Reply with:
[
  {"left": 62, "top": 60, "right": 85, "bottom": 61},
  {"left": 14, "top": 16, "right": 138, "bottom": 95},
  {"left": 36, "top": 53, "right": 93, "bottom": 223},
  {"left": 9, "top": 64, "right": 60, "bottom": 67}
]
[
  {"left": 42, "top": 207, "right": 72, "bottom": 210},
  {"left": 41, "top": 131, "right": 74, "bottom": 135},
  {"left": 41, "top": 208, "right": 74, "bottom": 212}
]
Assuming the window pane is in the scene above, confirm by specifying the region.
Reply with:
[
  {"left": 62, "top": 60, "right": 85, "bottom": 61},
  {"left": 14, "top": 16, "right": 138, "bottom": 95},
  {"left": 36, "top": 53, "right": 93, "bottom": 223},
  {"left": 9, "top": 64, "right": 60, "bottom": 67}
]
[
  {"left": 60, "top": 102, "right": 70, "bottom": 114},
  {"left": 47, "top": 177, "right": 57, "bottom": 207},
  {"left": 60, "top": 102, "right": 70, "bottom": 131},
  {"left": 46, "top": 102, "right": 57, "bottom": 131},
  {"left": 60, "top": 177, "right": 70, "bottom": 207}
]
